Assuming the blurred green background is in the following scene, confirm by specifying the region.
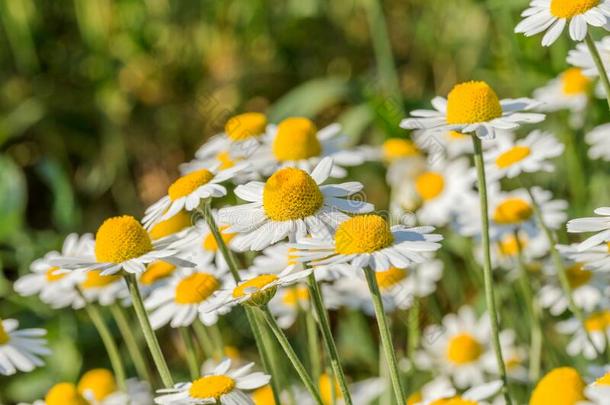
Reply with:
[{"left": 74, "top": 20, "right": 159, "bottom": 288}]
[{"left": 1, "top": 0, "right": 609, "bottom": 402}]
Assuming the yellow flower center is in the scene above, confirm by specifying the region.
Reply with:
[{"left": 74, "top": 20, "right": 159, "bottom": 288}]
[
  {"left": 216, "top": 151, "right": 236, "bottom": 170},
  {"left": 382, "top": 138, "right": 419, "bottom": 162},
  {"left": 81, "top": 270, "right": 122, "bottom": 289},
  {"left": 232, "top": 274, "right": 279, "bottom": 299},
  {"left": 493, "top": 198, "right": 533, "bottom": 225},
  {"left": 375, "top": 267, "right": 408, "bottom": 290},
  {"left": 272, "top": 117, "right": 322, "bottom": 161},
  {"left": 430, "top": 398, "right": 477, "bottom": 405},
  {"left": 550, "top": 0, "right": 599, "bottom": 18},
  {"left": 140, "top": 261, "right": 176, "bottom": 285},
  {"left": 224, "top": 345, "right": 241, "bottom": 360},
  {"left": 175, "top": 273, "right": 220, "bottom": 304},
  {"left": 252, "top": 385, "right": 276, "bottom": 405},
  {"left": 530, "top": 367, "right": 586, "bottom": 405},
  {"left": 168, "top": 169, "right": 214, "bottom": 201},
  {"left": 415, "top": 171, "right": 445, "bottom": 201},
  {"left": 319, "top": 373, "right": 342, "bottom": 405},
  {"left": 584, "top": 311, "right": 610, "bottom": 332},
  {"left": 595, "top": 372, "right": 610, "bottom": 386},
  {"left": 149, "top": 211, "right": 192, "bottom": 240},
  {"left": 495, "top": 146, "right": 531, "bottom": 169},
  {"left": 77, "top": 369, "right": 117, "bottom": 401},
  {"left": 282, "top": 286, "right": 310, "bottom": 307},
  {"left": 446, "top": 333, "right": 483, "bottom": 365},
  {"left": 498, "top": 234, "right": 527, "bottom": 257},
  {"left": 45, "top": 383, "right": 90, "bottom": 405},
  {"left": 46, "top": 266, "right": 66, "bottom": 282},
  {"left": 448, "top": 130, "right": 469, "bottom": 140},
  {"left": 203, "top": 226, "right": 237, "bottom": 251},
  {"left": 561, "top": 68, "right": 591, "bottom": 95},
  {"left": 335, "top": 215, "right": 394, "bottom": 254},
  {"left": 446, "top": 81, "right": 503, "bottom": 125},
  {"left": 189, "top": 375, "right": 236, "bottom": 399},
  {"left": 566, "top": 263, "right": 592, "bottom": 289},
  {"left": 225, "top": 112, "right": 267, "bottom": 141},
  {"left": 95, "top": 215, "right": 153, "bottom": 264},
  {"left": 0, "top": 319, "right": 9, "bottom": 345},
  {"left": 407, "top": 392, "right": 423, "bottom": 405},
  {"left": 262, "top": 167, "right": 323, "bottom": 221}
]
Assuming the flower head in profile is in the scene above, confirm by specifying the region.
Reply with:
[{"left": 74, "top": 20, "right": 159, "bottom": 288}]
[
  {"left": 567, "top": 206, "right": 610, "bottom": 250},
  {"left": 515, "top": 0, "right": 610, "bottom": 46},
  {"left": 0, "top": 318, "right": 50, "bottom": 376},
  {"left": 557, "top": 310, "right": 610, "bottom": 358},
  {"left": 534, "top": 68, "right": 592, "bottom": 126},
  {"left": 586, "top": 370, "right": 610, "bottom": 403},
  {"left": 568, "top": 36, "right": 610, "bottom": 77},
  {"left": 530, "top": 367, "right": 587, "bottom": 404},
  {"left": 401, "top": 81, "right": 544, "bottom": 140},
  {"left": 154, "top": 358, "right": 270, "bottom": 404}
]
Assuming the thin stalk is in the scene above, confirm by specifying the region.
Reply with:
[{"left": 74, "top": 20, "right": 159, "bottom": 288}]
[
  {"left": 472, "top": 136, "right": 513, "bottom": 405},
  {"left": 306, "top": 273, "right": 353, "bottom": 405},
  {"left": 209, "top": 324, "right": 224, "bottom": 356},
  {"left": 124, "top": 274, "right": 174, "bottom": 387},
  {"left": 83, "top": 303, "right": 127, "bottom": 391},
  {"left": 250, "top": 309, "right": 285, "bottom": 405},
  {"left": 200, "top": 202, "right": 241, "bottom": 281},
  {"left": 362, "top": 267, "right": 405, "bottom": 404},
  {"left": 179, "top": 327, "right": 199, "bottom": 380},
  {"left": 109, "top": 303, "right": 152, "bottom": 382},
  {"left": 304, "top": 304, "right": 322, "bottom": 381},
  {"left": 585, "top": 33, "right": 610, "bottom": 111},
  {"left": 193, "top": 321, "right": 215, "bottom": 360},
  {"left": 260, "top": 307, "right": 324, "bottom": 405},
  {"left": 407, "top": 298, "right": 420, "bottom": 364}
]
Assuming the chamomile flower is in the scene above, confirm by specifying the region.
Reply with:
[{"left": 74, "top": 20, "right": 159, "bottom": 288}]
[
  {"left": 487, "top": 229, "right": 549, "bottom": 271},
  {"left": 138, "top": 261, "right": 179, "bottom": 297},
  {"left": 585, "top": 123, "right": 610, "bottom": 161},
  {"left": 568, "top": 36, "right": 610, "bottom": 77},
  {"left": 248, "top": 118, "right": 366, "bottom": 178},
  {"left": 533, "top": 69, "right": 592, "bottom": 126},
  {"left": 414, "top": 379, "right": 503, "bottom": 405},
  {"left": 400, "top": 81, "right": 544, "bottom": 140},
  {"left": 143, "top": 164, "right": 246, "bottom": 229},
  {"left": 361, "top": 137, "right": 421, "bottom": 165},
  {"left": 145, "top": 269, "right": 228, "bottom": 329},
  {"left": 15, "top": 233, "right": 92, "bottom": 309},
  {"left": 0, "top": 318, "right": 50, "bottom": 376},
  {"left": 79, "top": 270, "right": 129, "bottom": 306},
  {"left": 484, "top": 130, "right": 564, "bottom": 181},
  {"left": 292, "top": 214, "right": 443, "bottom": 272},
  {"left": 78, "top": 368, "right": 152, "bottom": 405},
  {"left": 558, "top": 243, "right": 610, "bottom": 272},
  {"left": 148, "top": 210, "right": 196, "bottom": 244},
  {"left": 515, "top": 0, "right": 610, "bottom": 46},
  {"left": 530, "top": 367, "right": 587, "bottom": 404},
  {"left": 557, "top": 310, "right": 610, "bottom": 358},
  {"left": 154, "top": 358, "right": 270, "bottom": 404},
  {"left": 585, "top": 370, "right": 610, "bottom": 404},
  {"left": 52, "top": 215, "right": 193, "bottom": 276},
  {"left": 567, "top": 207, "right": 610, "bottom": 250},
  {"left": 415, "top": 307, "right": 516, "bottom": 389},
  {"left": 219, "top": 157, "right": 373, "bottom": 251}
]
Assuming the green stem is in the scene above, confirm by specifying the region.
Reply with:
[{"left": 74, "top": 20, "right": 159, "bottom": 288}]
[
  {"left": 209, "top": 323, "right": 224, "bottom": 356},
  {"left": 250, "top": 309, "right": 285, "bottom": 405},
  {"left": 585, "top": 33, "right": 610, "bottom": 111},
  {"left": 124, "top": 274, "right": 174, "bottom": 387},
  {"left": 193, "top": 321, "right": 215, "bottom": 360},
  {"left": 179, "top": 327, "right": 199, "bottom": 380},
  {"left": 200, "top": 201, "right": 241, "bottom": 281},
  {"left": 109, "top": 303, "right": 153, "bottom": 382},
  {"left": 306, "top": 273, "right": 353, "bottom": 405},
  {"left": 362, "top": 267, "right": 405, "bottom": 404},
  {"left": 83, "top": 303, "right": 127, "bottom": 391},
  {"left": 260, "top": 307, "right": 324, "bottom": 405},
  {"left": 472, "top": 136, "right": 513, "bottom": 405},
  {"left": 407, "top": 298, "right": 420, "bottom": 365},
  {"left": 304, "top": 303, "right": 322, "bottom": 381}
]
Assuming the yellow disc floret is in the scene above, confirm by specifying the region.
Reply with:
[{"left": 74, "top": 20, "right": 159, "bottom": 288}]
[
  {"left": 216, "top": 151, "right": 237, "bottom": 170},
  {"left": 495, "top": 146, "right": 531, "bottom": 169},
  {"left": 493, "top": 198, "right": 533, "bottom": 225},
  {"left": 335, "top": 215, "right": 394, "bottom": 254},
  {"left": 189, "top": 375, "right": 236, "bottom": 399},
  {"left": 415, "top": 171, "right": 445, "bottom": 201},
  {"left": 446, "top": 81, "right": 503, "bottom": 125},
  {"left": 262, "top": 167, "right": 323, "bottom": 221},
  {"left": 168, "top": 170, "right": 214, "bottom": 201},
  {"left": 140, "top": 261, "right": 176, "bottom": 285},
  {"left": 407, "top": 392, "right": 423, "bottom": 405},
  {"left": 382, "top": 138, "right": 419, "bottom": 162},
  {"left": 95, "top": 215, "right": 152, "bottom": 264},
  {"left": 530, "top": 367, "right": 586, "bottom": 405},
  {"left": 149, "top": 211, "right": 192, "bottom": 240},
  {"left": 561, "top": 68, "right": 591, "bottom": 95},
  {"left": 550, "top": 0, "right": 599, "bottom": 18},
  {"left": 446, "top": 333, "right": 483, "bottom": 365},
  {"left": 430, "top": 398, "right": 477, "bottom": 405},
  {"left": 498, "top": 234, "right": 527, "bottom": 257},
  {"left": 595, "top": 372, "right": 610, "bottom": 386},
  {"left": 46, "top": 266, "right": 66, "bottom": 282},
  {"left": 225, "top": 112, "right": 267, "bottom": 141},
  {"left": 0, "top": 319, "right": 9, "bottom": 345},
  {"left": 203, "top": 226, "right": 237, "bottom": 251},
  {"left": 175, "top": 273, "right": 219, "bottom": 304},
  {"left": 584, "top": 311, "right": 610, "bottom": 332},
  {"left": 272, "top": 117, "right": 321, "bottom": 161},
  {"left": 282, "top": 286, "right": 310, "bottom": 307},
  {"left": 375, "top": 267, "right": 408, "bottom": 290},
  {"left": 252, "top": 385, "right": 276, "bottom": 405},
  {"left": 319, "top": 373, "right": 342, "bottom": 405},
  {"left": 77, "top": 369, "right": 117, "bottom": 401},
  {"left": 45, "top": 383, "right": 90, "bottom": 405},
  {"left": 81, "top": 270, "right": 122, "bottom": 289},
  {"left": 233, "top": 274, "right": 279, "bottom": 306},
  {"left": 565, "top": 263, "right": 592, "bottom": 289}
]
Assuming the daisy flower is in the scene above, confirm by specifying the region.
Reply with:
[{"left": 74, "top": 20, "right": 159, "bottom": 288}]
[
  {"left": 415, "top": 307, "right": 517, "bottom": 389},
  {"left": 515, "top": 0, "right": 610, "bottom": 46},
  {"left": 138, "top": 261, "right": 179, "bottom": 297},
  {"left": 568, "top": 36, "right": 610, "bottom": 77},
  {"left": 154, "top": 358, "right": 270, "bottom": 404},
  {"left": 0, "top": 318, "right": 50, "bottom": 376},
  {"left": 533, "top": 68, "right": 592, "bottom": 126},
  {"left": 148, "top": 210, "right": 196, "bottom": 244},
  {"left": 567, "top": 207, "right": 610, "bottom": 250},
  {"left": 143, "top": 163, "right": 246, "bottom": 229},
  {"left": 14, "top": 233, "right": 92, "bottom": 309},
  {"left": 79, "top": 269, "right": 129, "bottom": 306},
  {"left": 145, "top": 268, "right": 229, "bottom": 329},
  {"left": 484, "top": 130, "right": 564, "bottom": 181},
  {"left": 52, "top": 215, "right": 192, "bottom": 276},
  {"left": 78, "top": 368, "right": 152, "bottom": 405},
  {"left": 529, "top": 367, "right": 587, "bottom": 404},
  {"left": 558, "top": 243, "right": 610, "bottom": 272},
  {"left": 293, "top": 214, "right": 443, "bottom": 272},
  {"left": 247, "top": 117, "right": 366, "bottom": 178},
  {"left": 219, "top": 157, "right": 373, "bottom": 251},
  {"left": 414, "top": 379, "right": 503, "bottom": 405},
  {"left": 586, "top": 123, "right": 610, "bottom": 161},
  {"left": 487, "top": 229, "right": 549, "bottom": 271},
  {"left": 557, "top": 310, "right": 610, "bottom": 358},
  {"left": 361, "top": 137, "right": 421, "bottom": 164},
  {"left": 400, "top": 81, "right": 544, "bottom": 140}
]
